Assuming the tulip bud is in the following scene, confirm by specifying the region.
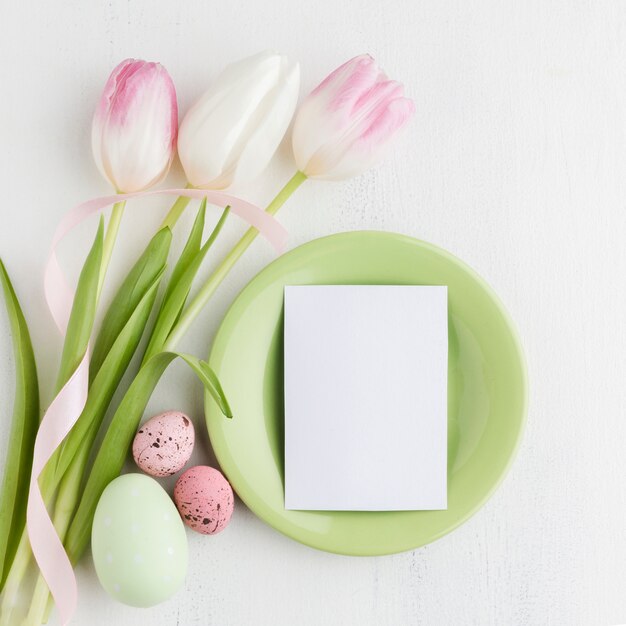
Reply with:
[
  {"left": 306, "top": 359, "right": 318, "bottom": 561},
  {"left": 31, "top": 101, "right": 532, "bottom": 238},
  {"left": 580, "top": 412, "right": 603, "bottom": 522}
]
[
  {"left": 292, "top": 55, "right": 414, "bottom": 180},
  {"left": 178, "top": 51, "right": 300, "bottom": 189},
  {"left": 92, "top": 59, "right": 178, "bottom": 193}
]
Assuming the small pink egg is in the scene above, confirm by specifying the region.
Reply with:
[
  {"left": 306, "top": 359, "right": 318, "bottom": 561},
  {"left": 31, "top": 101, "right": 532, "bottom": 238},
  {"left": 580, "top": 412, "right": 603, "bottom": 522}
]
[
  {"left": 173, "top": 466, "right": 234, "bottom": 535},
  {"left": 132, "top": 411, "right": 194, "bottom": 477}
]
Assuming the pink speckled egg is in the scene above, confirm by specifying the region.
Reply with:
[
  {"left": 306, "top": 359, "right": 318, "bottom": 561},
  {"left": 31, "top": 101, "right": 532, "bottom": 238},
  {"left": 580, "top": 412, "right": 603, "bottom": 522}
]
[
  {"left": 132, "top": 411, "right": 194, "bottom": 477},
  {"left": 173, "top": 466, "right": 234, "bottom": 534}
]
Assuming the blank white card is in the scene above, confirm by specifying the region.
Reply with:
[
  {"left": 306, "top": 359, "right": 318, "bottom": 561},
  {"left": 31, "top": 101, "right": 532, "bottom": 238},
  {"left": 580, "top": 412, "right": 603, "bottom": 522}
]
[{"left": 284, "top": 285, "right": 448, "bottom": 511}]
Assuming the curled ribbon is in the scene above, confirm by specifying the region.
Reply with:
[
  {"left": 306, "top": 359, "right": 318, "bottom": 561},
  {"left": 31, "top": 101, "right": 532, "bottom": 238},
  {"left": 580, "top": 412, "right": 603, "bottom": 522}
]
[{"left": 28, "top": 189, "right": 287, "bottom": 625}]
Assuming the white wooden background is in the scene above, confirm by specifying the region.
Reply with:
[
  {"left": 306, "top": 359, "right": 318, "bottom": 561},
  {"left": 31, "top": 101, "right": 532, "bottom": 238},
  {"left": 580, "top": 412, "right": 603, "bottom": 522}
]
[{"left": 1, "top": 1, "right": 625, "bottom": 624}]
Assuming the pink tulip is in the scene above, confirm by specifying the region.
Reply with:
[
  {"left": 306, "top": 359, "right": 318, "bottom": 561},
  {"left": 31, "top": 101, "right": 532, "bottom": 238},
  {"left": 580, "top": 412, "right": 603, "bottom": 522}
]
[
  {"left": 292, "top": 54, "right": 414, "bottom": 180},
  {"left": 92, "top": 59, "right": 178, "bottom": 192}
]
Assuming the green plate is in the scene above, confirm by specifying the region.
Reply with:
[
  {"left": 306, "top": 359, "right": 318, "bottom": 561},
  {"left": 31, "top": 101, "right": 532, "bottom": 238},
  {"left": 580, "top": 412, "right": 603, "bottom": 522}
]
[{"left": 205, "top": 231, "right": 527, "bottom": 556}]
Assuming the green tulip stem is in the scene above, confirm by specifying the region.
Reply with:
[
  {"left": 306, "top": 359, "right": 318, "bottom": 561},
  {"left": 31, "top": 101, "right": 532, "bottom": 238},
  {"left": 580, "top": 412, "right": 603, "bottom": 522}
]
[
  {"left": 160, "top": 193, "right": 192, "bottom": 229},
  {"left": 100, "top": 191, "right": 194, "bottom": 298},
  {"left": 97, "top": 201, "right": 126, "bottom": 297},
  {"left": 164, "top": 170, "right": 307, "bottom": 350},
  {"left": 0, "top": 531, "right": 29, "bottom": 624}
]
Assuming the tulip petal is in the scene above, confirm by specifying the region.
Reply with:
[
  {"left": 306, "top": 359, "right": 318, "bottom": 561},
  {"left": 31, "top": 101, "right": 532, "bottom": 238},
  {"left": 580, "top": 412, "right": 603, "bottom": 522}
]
[
  {"left": 92, "top": 60, "right": 178, "bottom": 192},
  {"left": 292, "top": 54, "right": 414, "bottom": 180},
  {"left": 319, "top": 97, "right": 416, "bottom": 181},
  {"left": 231, "top": 60, "right": 300, "bottom": 187},
  {"left": 178, "top": 51, "right": 300, "bottom": 189},
  {"left": 303, "top": 80, "right": 406, "bottom": 178}
]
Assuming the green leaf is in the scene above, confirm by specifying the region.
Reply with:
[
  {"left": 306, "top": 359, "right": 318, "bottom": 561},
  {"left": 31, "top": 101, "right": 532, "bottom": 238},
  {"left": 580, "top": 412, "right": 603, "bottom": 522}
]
[
  {"left": 141, "top": 203, "right": 205, "bottom": 361},
  {"left": 179, "top": 355, "right": 232, "bottom": 418},
  {"left": 142, "top": 203, "right": 230, "bottom": 364},
  {"left": 162, "top": 200, "right": 206, "bottom": 304},
  {"left": 91, "top": 227, "right": 172, "bottom": 380},
  {"left": 64, "top": 350, "right": 232, "bottom": 564},
  {"left": 47, "top": 267, "right": 167, "bottom": 489},
  {"left": 56, "top": 217, "right": 104, "bottom": 391},
  {"left": 0, "top": 260, "right": 39, "bottom": 589}
]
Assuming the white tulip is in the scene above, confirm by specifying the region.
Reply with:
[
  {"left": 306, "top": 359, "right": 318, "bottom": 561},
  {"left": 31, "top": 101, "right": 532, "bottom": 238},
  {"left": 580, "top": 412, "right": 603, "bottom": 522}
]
[{"left": 178, "top": 51, "right": 300, "bottom": 189}]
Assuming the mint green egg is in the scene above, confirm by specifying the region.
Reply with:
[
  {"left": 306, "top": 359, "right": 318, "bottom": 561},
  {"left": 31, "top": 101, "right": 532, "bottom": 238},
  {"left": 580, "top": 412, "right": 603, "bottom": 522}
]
[{"left": 92, "top": 473, "right": 188, "bottom": 607}]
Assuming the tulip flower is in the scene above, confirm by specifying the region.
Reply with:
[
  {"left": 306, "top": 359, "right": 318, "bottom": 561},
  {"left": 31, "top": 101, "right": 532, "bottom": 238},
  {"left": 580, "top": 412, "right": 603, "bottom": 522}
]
[
  {"left": 92, "top": 58, "right": 178, "bottom": 193},
  {"left": 91, "top": 58, "right": 178, "bottom": 292},
  {"left": 178, "top": 51, "right": 300, "bottom": 189},
  {"left": 292, "top": 54, "right": 415, "bottom": 180}
]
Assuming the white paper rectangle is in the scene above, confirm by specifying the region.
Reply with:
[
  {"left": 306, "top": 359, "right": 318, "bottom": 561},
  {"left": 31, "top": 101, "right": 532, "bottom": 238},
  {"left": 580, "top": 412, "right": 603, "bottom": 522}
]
[{"left": 284, "top": 285, "right": 448, "bottom": 511}]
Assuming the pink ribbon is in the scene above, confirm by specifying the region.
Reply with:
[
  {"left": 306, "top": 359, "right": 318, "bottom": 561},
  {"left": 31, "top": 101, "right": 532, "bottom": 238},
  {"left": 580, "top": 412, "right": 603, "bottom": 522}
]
[
  {"left": 44, "top": 188, "right": 288, "bottom": 331},
  {"left": 28, "top": 189, "right": 286, "bottom": 624},
  {"left": 27, "top": 354, "right": 88, "bottom": 625}
]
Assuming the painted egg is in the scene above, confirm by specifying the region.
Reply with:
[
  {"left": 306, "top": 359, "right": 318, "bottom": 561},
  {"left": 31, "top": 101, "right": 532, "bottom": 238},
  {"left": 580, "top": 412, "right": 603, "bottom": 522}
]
[
  {"left": 92, "top": 473, "right": 188, "bottom": 607},
  {"left": 173, "top": 466, "right": 234, "bottom": 535},
  {"left": 132, "top": 411, "right": 194, "bottom": 477}
]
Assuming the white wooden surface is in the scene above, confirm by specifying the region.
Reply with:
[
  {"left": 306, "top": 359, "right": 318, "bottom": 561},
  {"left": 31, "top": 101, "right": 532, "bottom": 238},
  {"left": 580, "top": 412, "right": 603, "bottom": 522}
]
[{"left": 1, "top": 1, "right": 625, "bottom": 624}]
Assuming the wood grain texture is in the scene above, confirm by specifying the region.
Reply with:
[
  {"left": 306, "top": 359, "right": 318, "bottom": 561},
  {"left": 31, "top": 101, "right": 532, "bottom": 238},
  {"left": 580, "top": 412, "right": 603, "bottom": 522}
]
[{"left": 1, "top": 0, "right": 625, "bottom": 624}]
